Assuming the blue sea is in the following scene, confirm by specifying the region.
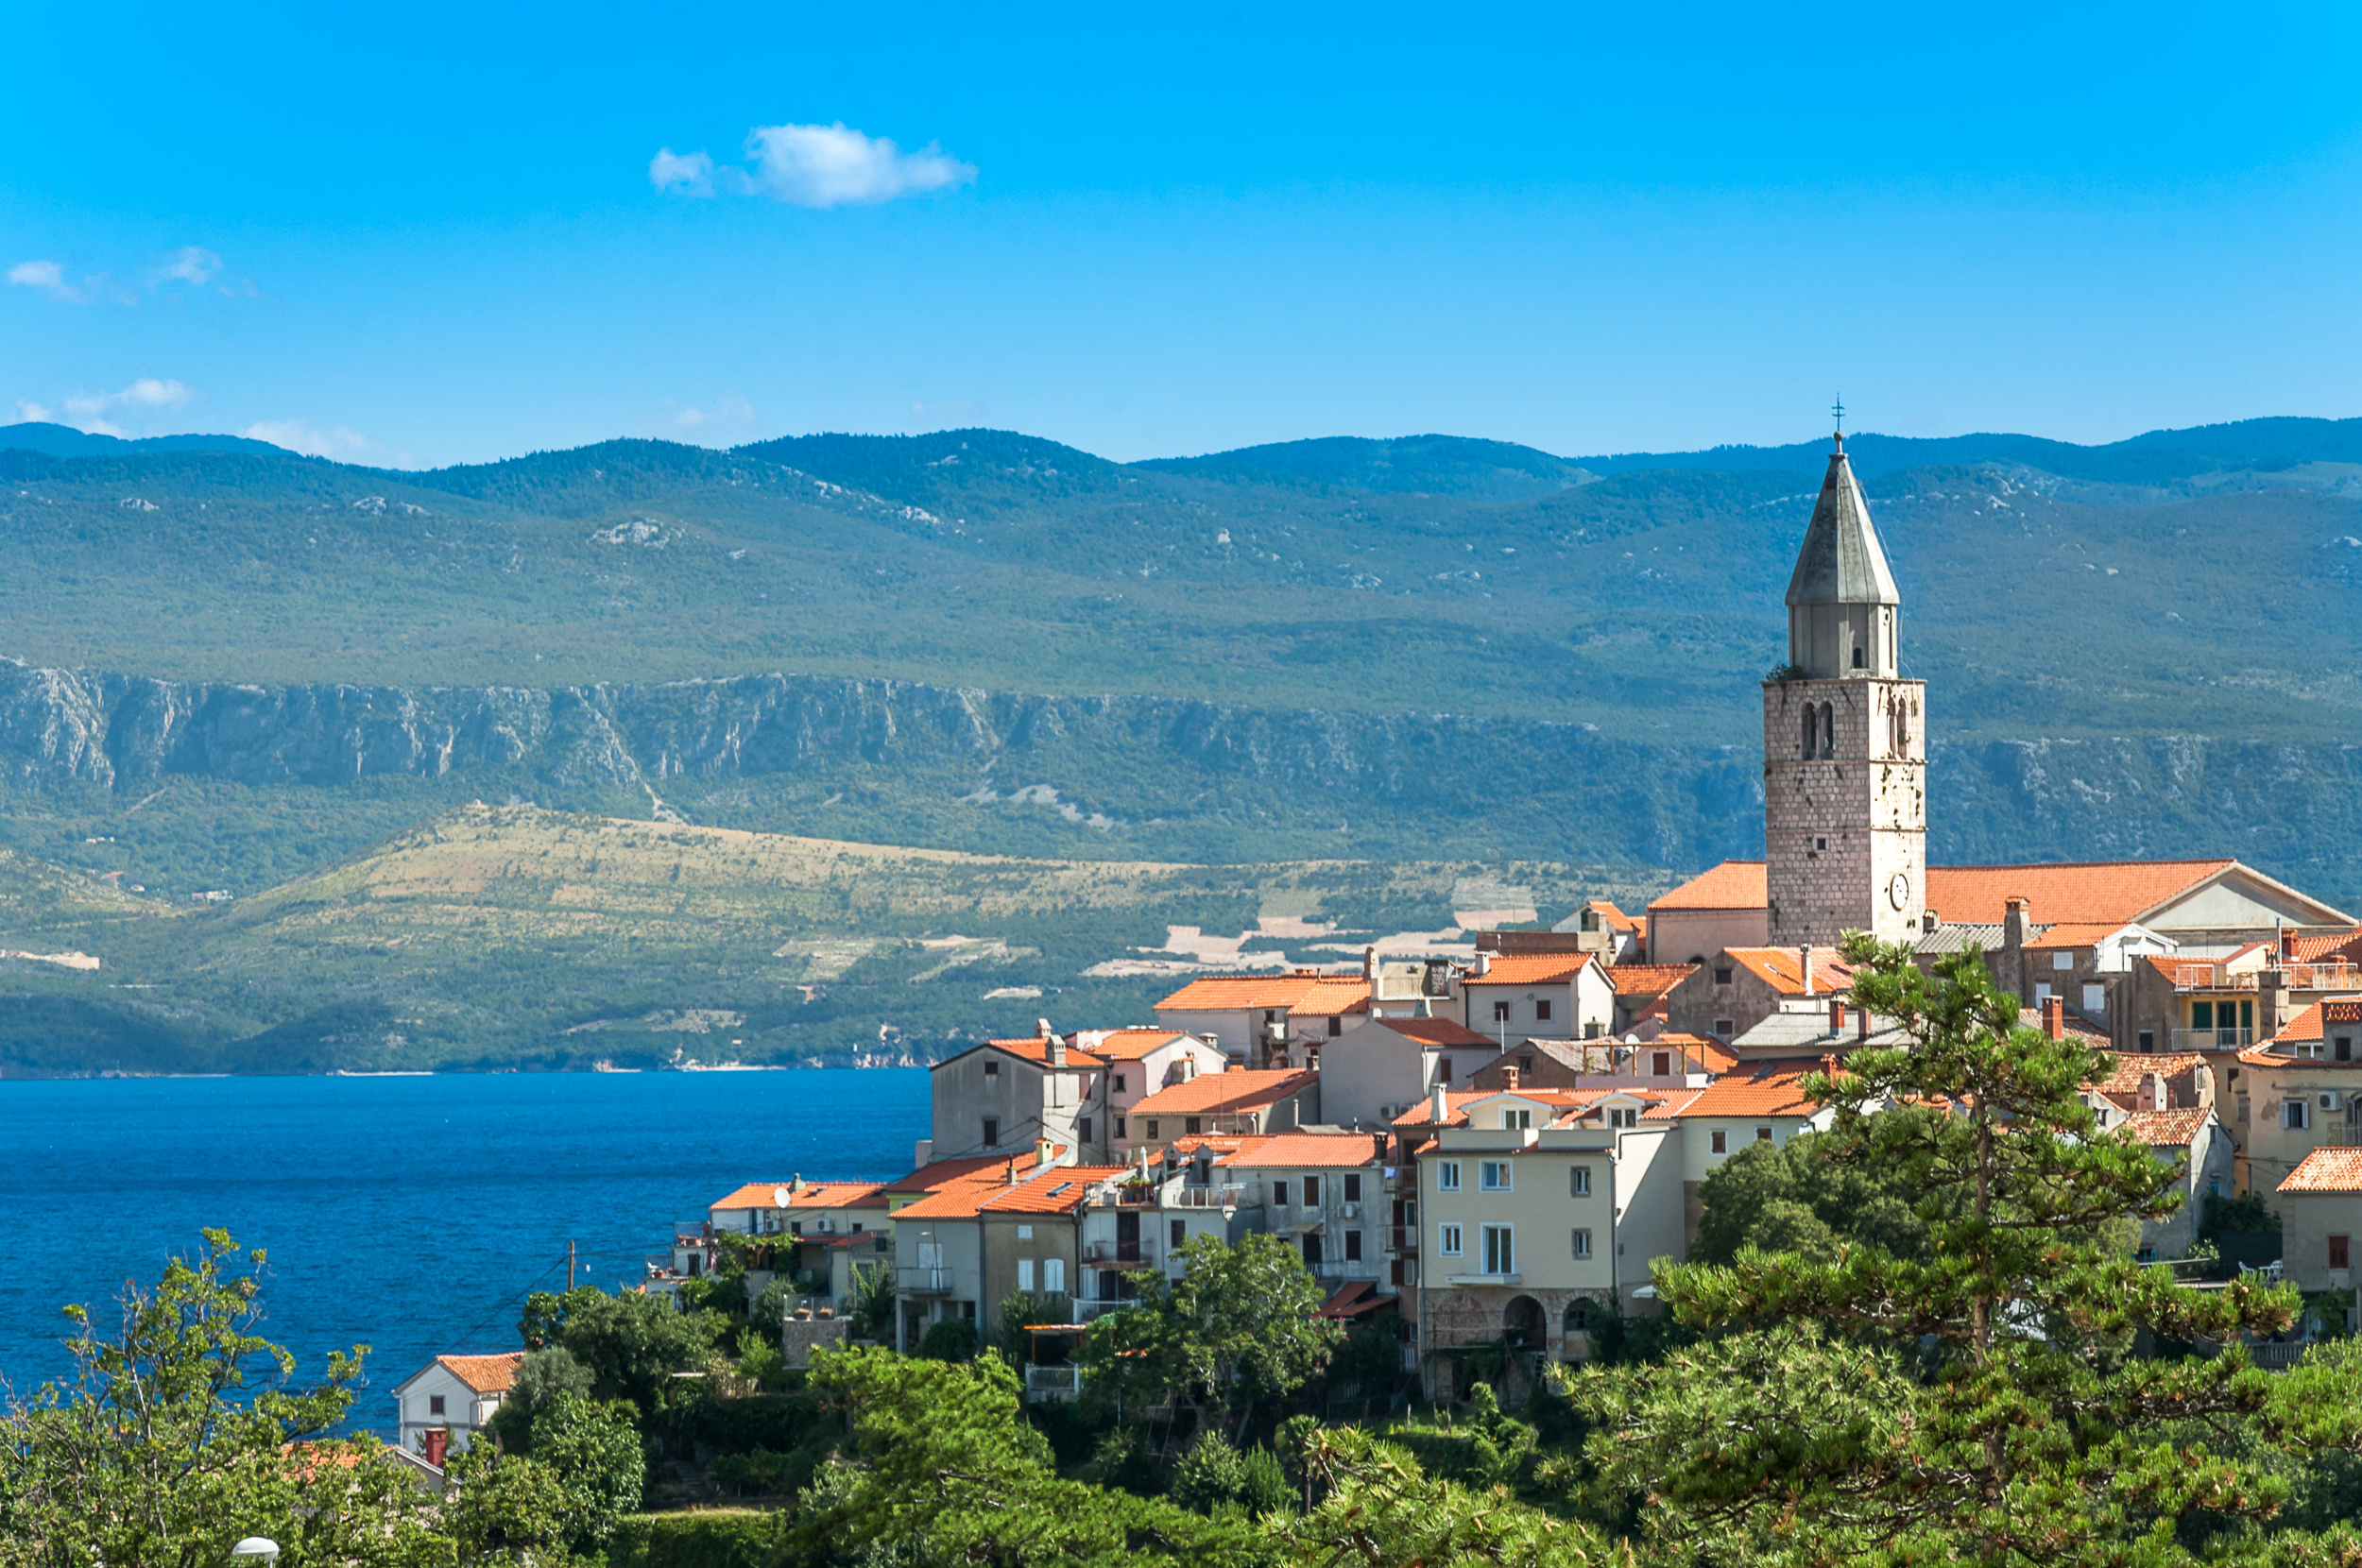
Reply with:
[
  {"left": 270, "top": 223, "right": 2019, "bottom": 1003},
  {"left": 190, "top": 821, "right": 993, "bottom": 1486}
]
[{"left": 0, "top": 1069, "right": 929, "bottom": 1431}]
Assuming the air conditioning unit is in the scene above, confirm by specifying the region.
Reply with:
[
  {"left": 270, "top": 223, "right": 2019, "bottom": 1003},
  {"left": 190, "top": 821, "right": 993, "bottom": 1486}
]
[
  {"left": 816, "top": 1218, "right": 835, "bottom": 1234},
  {"left": 1339, "top": 1203, "right": 1361, "bottom": 1219}
]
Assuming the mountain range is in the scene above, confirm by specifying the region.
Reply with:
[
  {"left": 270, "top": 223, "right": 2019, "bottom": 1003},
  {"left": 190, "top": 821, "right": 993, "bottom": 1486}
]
[{"left": 2, "top": 414, "right": 2359, "bottom": 1071}]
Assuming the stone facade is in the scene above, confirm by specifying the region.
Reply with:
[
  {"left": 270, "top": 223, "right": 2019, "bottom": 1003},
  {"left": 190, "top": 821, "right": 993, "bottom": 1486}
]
[
  {"left": 1762, "top": 674, "right": 1926, "bottom": 950},
  {"left": 1419, "top": 1283, "right": 1615, "bottom": 1403}
]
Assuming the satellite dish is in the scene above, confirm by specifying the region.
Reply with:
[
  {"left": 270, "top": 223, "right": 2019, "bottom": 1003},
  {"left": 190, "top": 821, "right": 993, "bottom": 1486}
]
[{"left": 772, "top": 1186, "right": 792, "bottom": 1209}]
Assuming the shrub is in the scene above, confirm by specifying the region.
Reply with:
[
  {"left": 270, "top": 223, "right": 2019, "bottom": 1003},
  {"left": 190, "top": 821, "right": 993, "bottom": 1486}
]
[
  {"left": 916, "top": 1319, "right": 977, "bottom": 1362},
  {"left": 1169, "top": 1429, "right": 1249, "bottom": 1513}
]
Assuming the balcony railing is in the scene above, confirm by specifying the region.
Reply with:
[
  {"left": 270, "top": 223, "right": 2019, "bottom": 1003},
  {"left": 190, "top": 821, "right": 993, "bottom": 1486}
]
[
  {"left": 1083, "top": 1240, "right": 1152, "bottom": 1266},
  {"left": 2170, "top": 962, "right": 2362, "bottom": 993},
  {"left": 1169, "top": 1184, "right": 1251, "bottom": 1209},
  {"left": 1024, "top": 1364, "right": 1084, "bottom": 1400},
  {"left": 2171, "top": 1028, "right": 2253, "bottom": 1051},
  {"left": 900, "top": 1269, "right": 954, "bottom": 1295},
  {"left": 1386, "top": 1227, "right": 1419, "bottom": 1255}
]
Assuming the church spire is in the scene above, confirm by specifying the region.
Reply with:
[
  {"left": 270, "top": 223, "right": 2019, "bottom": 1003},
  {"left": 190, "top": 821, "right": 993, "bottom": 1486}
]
[{"left": 1783, "top": 418, "right": 1900, "bottom": 678}]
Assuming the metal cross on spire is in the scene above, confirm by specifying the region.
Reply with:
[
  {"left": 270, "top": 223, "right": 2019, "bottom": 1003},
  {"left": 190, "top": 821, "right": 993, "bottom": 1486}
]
[{"left": 1832, "top": 394, "right": 1846, "bottom": 451}]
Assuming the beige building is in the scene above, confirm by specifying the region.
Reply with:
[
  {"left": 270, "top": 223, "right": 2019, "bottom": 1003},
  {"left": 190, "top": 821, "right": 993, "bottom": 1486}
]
[
  {"left": 1317, "top": 1014, "right": 1497, "bottom": 1128},
  {"left": 2272, "top": 1148, "right": 2362, "bottom": 1292},
  {"left": 1119, "top": 1067, "right": 1321, "bottom": 1158},
  {"left": 2231, "top": 1004, "right": 2362, "bottom": 1197},
  {"left": 2119, "top": 1108, "right": 2234, "bottom": 1261}
]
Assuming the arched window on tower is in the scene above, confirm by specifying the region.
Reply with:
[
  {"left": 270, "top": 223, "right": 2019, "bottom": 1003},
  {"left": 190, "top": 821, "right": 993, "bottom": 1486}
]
[
  {"left": 1893, "top": 703, "right": 1909, "bottom": 757},
  {"left": 1852, "top": 643, "right": 1866, "bottom": 669},
  {"left": 1818, "top": 703, "right": 1835, "bottom": 759},
  {"left": 1801, "top": 706, "right": 1816, "bottom": 760}
]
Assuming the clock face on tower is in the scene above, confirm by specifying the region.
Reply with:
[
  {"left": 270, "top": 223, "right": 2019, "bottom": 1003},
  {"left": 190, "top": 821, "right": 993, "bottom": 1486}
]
[{"left": 1888, "top": 872, "right": 1911, "bottom": 910}]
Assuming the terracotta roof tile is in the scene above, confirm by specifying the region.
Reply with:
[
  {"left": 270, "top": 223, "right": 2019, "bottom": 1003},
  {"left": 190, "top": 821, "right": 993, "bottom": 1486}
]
[
  {"left": 2119, "top": 1108, "right": 2211, "bottom": 1148},
  {"left": 1287, "top": 979, "right": 1375, "bottom": 1016},
  {"left": 974, "top": 1036, "right": 1110, "bottom": 1067},
  {"left": 1467, "top": 953, "right": 1589, "bottom": 986},
  {"left": 881, "top": 1153, "right": 1031, "bottom": 1196},
  {"left": 1391, "top": 1091, "right": 1489, "bottom": 1127},
  {"left": 1212, "top": 1132, "right": 1385, "bottom": 1168},
  {"left": 1155, "top": 972, "right": 1337, "bottom": 1013},
  {"left": 710, "top": 1180, "right": 887, "bottom": 1213},
  {"left": 1672, "top": 1059, "right": 1830, "bottom": 1119},
  {"left": 1372, "top": 1016, "right": 1493, "bottom": 1046},
  {"left": 1610, "top": 963, "right": 1696, "bottom": 998},
  {"left": 1922, "top": 861, "right": 2235, "bottom": 928},
  {"left": 1130, "top": 1068, "right": 1318, "bottom": 1117},
  {"left": 1724, "top": 946, "right": 1855, "bottom": 997},
  {"left": 2022, "top": 923, "right": 2139, "bottom": 950},
  {"left": 2089, "top": 1051, "right": 2210, "bottom": 1095},
  {"left": 436, "top": 1354, "right": 524, "bottom": 1394},
  {"left": 2278, "top": 1148, "right": 2362, "bottom": 1194},
  {"left": 2015, "top": 1006, "right": 2112, "bottom": 1044},
  {"left": 1584, "top": 900, "right": 1643, "bottom": 932},
  {"left": 1649, "top": 861, "right": 1766, "bottom": 912},
  {"left": 1079, "top": 1028, "right": 1190, "bottom": 1061},
  {"left": 977, "top": 1166, "right": 1132, "bottom": 1216}
]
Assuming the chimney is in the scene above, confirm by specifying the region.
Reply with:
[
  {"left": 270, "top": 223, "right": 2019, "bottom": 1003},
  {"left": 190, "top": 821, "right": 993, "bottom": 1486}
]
[
  {"left": 1036, "top": 1137, "right": 1053, "bottom": 1168},
  {"left": 2261, "top": 967, "right": 2289, "bottom": 1040},
  {"left": 2140, "top": 1072, "right": 2163, "bottom": 1112},
  {"left": 1501, "top": 1065, "right": 1520, "bottom": 1091},
  {"left": 1857, "top": 1003, "right": 1871, "bottom": 1044},
  {"left": 914, "top": 1138, "right": 933, "bottom": 1168},
  {"left": 1800, "top": 946, "right": 1815, "bottom": 997},
  {"left": 1473, "top": 951, "right": 1493, "bottom": 978},
  {"left": 1429, "top": 1083, "right": 1447, "bottom": 1123},
  {"left": 1048, "top": 1034, "right": 1067, "bottom": 1067},
  {"left": 1036, "top": 1017, "right": 1054, "bottom": 1039},
  {"left": 2004, "top": 898, "right": 2030, "bottom": 952},
  {"left": 2042, "top": 997, "right": 2064, "bottom": 1040},
  {"left": 1415, "top": 995, "right": 1433, "bottom": 1018},
  {"left": 1362, "top": 945, "right": 1378, "bottom": 980},
  {"left": 421, "top": 1427, "right": 449, "bottom": 1469},
  {"left": 2280, "top": 917, "right": 2296, "bottom": 961},
  {"left": 1828, "top": 997, "right": 1846, "bottom": 1036}
]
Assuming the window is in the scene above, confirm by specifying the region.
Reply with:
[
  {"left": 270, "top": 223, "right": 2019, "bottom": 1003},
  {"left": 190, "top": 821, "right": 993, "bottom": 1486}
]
[
  {"left": 1755, "top": 1126, "right": 1773, "bottom": 1142},
  {"left": 1438, "top": 1057, "right": 1453, "bottom": 1082},
  {"left": 1852, "top": 643, "right": 1866, "bottom": 669},
  {"left": 2032, "top": 983, "right": 2052, "bottom": 1005},
  {"left": 1519, "top": 1054, "right": 1534, "bottom": 1074},
  {"left": 1710, "top": 1129, "right": 1727, "bottom": 1154},
  {"left": 1819, "top": 703, "right": 1835, "bottom": 758},
  {"left": 1143, "top": 1119, "right": 1158, "bottom": 1140},
  {"left": 1800, "top": 707, "right": 1815, "bottom": 759},
  {"left": 1502, "top": 1108, "right": 1532, "bottom": 1131},
  {"left": 1018, "top": 1224, "right": 1034, "bottom": 1239},
  {"left": 2138, "top": 1031, "right": 2155, "bottom": 1052},
  {"left": 1481, "top": 1160, "right": 1513, "bottom": 1191},
  {"left": 1481, "top": 1224, "right": 1515, "bottom": 1275},
  {"left": 1570, "top": 1165, "right": 1591, "bottom": 1197},
  {"left": 2285, "top": 1099, "right": 2311, "bottom": 1131},
  {"left": 1044, "top": 1258, "right": 1065, "bottom": 1294},
  {"left": 430, "top": 1394, "right": 446, "bottom": 1415},
  {"left": 1079, "top": 1116, "right": 1093, "bottom": 1144},
  {"left": 1273, "top": 1179, "right": 1291, "bottom": 1206},
  {"left": 1112, "top": 1073, "right": 1126, "bottom": 1092},
  {"left": 1493, "top": 1000, "right": 1512, "bottom": 1022},
  {"left": 1652, "top": 1051, "right": 1670, "bottom": 1077},
  {"left": 1018, "top": 1258, "right": 1036, "bottom": 1291},
  {"left": 2334, "top": 1235, "right": 2352, "bottom": 1270},
  {"left": 1535, "top": 999, "right": 1553, "bottom": 1021},
  {"left": 1344, "top": 1229, "right": 1363, "bottom": 1261},
  {"left": 1572, "top": 1228, "right": 1593, "bottom": 1259},
  {"left": 1328, "top": 1014, "right": 1343, "bottom": 1037},
  {"left": 984, "top": 1059, "right": 1000, "bottom": 1077},
  {"left": 1115, "top": 1116, "right": 1127, "bottom": 1138},
  {"left": 2083, "top": 984, "right": 2106, "bottom": 1013},
  {"left": 1714, "top": 1018, "right": 1735, "bottom": 1036},
  {"left": 1714, "top": 966, "right": 1733, "bottom": 985},
  {"left": 1438, "top": 1223, "right": 1463, "bottom": 1255},
  {"left": 1608, "top": 1106, "right": 1637, "bottom": 1129},
  {"left": 1815, "top": 837, "right": 1827, "bottom": 851},
  {"left": 982, "top": 1117, "right": 1000, "bottom": 1149},
  {"left": 2341, "top": 1037, "right": 2354, "bottom": 1064},
  {"left": 1436, "top": 1161, "right": 1462, "bottom": 1192},
  {"left": 2053, "top": 951, "right": 2074, "bottom": 971},
  {"left": 1185, "top": 1116, "right": 1202, "bottom": 1135},
  {"left": 1304, "top": 1175, "right": 1322, "bottom": 1205},
  {"left": 1302, "top": 1233, "right": 1323, "bottom": 1266},
  {"left": 1344, "top": 1173, "right": 1361, "bottom": 1202}
]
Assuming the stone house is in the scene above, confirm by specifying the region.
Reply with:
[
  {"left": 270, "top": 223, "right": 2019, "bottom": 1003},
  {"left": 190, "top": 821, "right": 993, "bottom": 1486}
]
[
  {"left": 2272, "top": 1148, "right": 2362, "bottom": 1292},
  {"left": 1563, "top": 899, "right": 1647, "bottom": 964},
  {"left": 1663, "top": 946, "right": 1854, "bottom": 1045},
  {"left": 927, "top": 1026, "right": 1110, "bottom": 1163},
  {"left": 1316, "top": 1014, "right": 1497, "bottom": 1128},
  {"left": 1609, "top": 963, "right": 1697, "bottom": 1032}
]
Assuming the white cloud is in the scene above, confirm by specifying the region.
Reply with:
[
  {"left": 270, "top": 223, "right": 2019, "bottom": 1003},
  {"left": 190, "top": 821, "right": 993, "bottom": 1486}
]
[
  {"left": 17, "top": 378, "right": 197, "bottom": 435},
  {"left": 150, "top": 247, "right": 221, "bottom": 287},
  {"left": 242, "top": 419, "right": 416, "bottom": 467},
  {"left": 649, "top": 122, "right": 975, "bottom": 209},
  {"left": 649, "top": 147, "right": 715, "bottom": 196},
  {"left": 9, "top": 260, "right": 93, "bottom": 303},
  {"left": 740, "top": 122, "right": 974, "bottom": 207}
]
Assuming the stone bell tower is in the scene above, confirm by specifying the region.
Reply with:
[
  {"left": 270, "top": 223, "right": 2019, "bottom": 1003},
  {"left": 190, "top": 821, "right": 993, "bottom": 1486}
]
[{"left": 1762, "top": 428, "right": 1926, "bottom": 949}]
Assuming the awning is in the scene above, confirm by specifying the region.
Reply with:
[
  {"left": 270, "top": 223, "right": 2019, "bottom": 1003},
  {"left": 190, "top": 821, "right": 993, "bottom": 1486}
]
[
  {"left": 1314, "top": 1281, "right": 1397, "bottom": 1321},
  {"left": 1284, "top": 1219, "right": 1327, "bottom": 1235}
]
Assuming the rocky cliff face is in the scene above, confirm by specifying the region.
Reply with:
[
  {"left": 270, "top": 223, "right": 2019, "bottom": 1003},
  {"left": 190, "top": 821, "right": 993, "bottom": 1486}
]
[{"left": 1, "top": 663, "right": 2353, "bottom": 903}]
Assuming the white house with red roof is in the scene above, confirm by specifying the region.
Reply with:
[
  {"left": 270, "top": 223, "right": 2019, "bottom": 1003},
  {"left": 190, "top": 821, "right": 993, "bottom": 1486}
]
[
  {"left": 1458, "top": 949, "right": 1614, "bottom": 1047},
  {"left": 2275, "top": 1149, "right": 2362, "bottom": 1292},
  {"left": 1071, "top": 1027, "right": 1227, "bottom": 1143},
  {"left": 2120, "top": 1107, "right": 2232, "bottom": 1262},
  {"left": 392, "top": 1353, "right": 523, "bottom": 1462},
  {"left": 1317, "top": 1013, "right": 1498, "bottom": 1130},
  {"left": 1153, "top": 953, "right": 1457, "bottom": 1069}
]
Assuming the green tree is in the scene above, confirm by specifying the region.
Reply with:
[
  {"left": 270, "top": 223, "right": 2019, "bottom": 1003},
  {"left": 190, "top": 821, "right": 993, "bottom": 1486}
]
[
  {"left": 789, "top": 1345, "right": 1275, "bottom": 1566},
  {"left": 439, "top": 1438, "right": 592, "bottom": 1565},
  {"left": 520, "top": 1286, "right": 720, "bottom": 1412},
  {"left": 1691, "top": 1122, "right": 1943, "bottom": 1266},
  {"left": 484, "top": 1344, "right": 592, "bottom": 1453},
  {"left": 0, "top": 1229, "right": 451, "bottom": 1567},
  {"left": 1081, "top": 1234, "right": 1341, "bottom": 1431},
  {"left": 1276, "top": 1423, "right": 1615, "bottom": 1566},
  {"left": 1573, "top": 937, "right": 2362, "bottom": 1566},
  {"left": 992, "top": 1288, "right": 1074, "bottom": 1365},
  {"left": 523, "top": 1391, "right": 645, "bottom": 1554},
  {"left": 916, "top": 1318, "right": 977, "bottom": 1362}
]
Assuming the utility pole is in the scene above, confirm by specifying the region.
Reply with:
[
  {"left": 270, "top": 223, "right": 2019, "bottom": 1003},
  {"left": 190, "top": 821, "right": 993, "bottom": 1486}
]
[{"left": 567, "top": 1239, "right": 576, "bottom": 1291}]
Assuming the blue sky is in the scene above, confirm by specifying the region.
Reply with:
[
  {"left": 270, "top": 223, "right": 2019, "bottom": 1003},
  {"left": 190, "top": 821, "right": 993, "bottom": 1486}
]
[{"left": 5, "top": 2, "right": 2358, "bottom": 468}]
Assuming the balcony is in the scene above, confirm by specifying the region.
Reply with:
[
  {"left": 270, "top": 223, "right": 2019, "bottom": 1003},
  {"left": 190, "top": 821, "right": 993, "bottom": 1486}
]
[
  {"left": 1169, "top": 1184, "right": 1251, "bottom": 1210},
  {"left": 900, "top": 1269, "right": 954, "bottom": 1296},
  {"left": 1083, "top": 1240, "right": 1153, "bottom": 1266},
  {"left": 2172, "top": 1028, "right": 2253, "bottom": 1052},
  {"left": 1386, "top": 1226, "right": 1419, "bottom": 1255},
  {"left": 1444, "top": 1272, "right": 1522, "bottom": 1287},
  {"left": 1024, "top": 1364, "right": 1084, "bottom": 1400},
  {"left": 2170, "top": 961, "right": 2361, "bottom": 993}
]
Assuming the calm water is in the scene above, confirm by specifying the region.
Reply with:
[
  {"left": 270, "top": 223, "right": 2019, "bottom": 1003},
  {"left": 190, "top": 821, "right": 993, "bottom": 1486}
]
[{"left": 0, "top": 1069, "right": 928, "bottom": 1430}]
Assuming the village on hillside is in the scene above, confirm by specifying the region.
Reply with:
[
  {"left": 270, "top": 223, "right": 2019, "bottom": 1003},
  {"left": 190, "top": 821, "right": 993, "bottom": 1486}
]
[{"left": 388, "top": 431, "right": 2362, "bottom": 1457}]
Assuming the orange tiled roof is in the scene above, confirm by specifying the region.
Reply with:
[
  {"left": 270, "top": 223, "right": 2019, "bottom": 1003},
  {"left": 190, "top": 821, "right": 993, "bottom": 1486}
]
[
  {"left": 1373, "top": 1016, "right": 1494, "bottom": 1047},
  {"left": 881, "top": 1153, "right": 1033, "bottom": 1196},
  {"left": 977, "top": 1166, "right": 1132, "bottom": 1216},
  {"left": 1673, "top": 1060, "right": 1830, "bottom": 1119},
  {"left": 2119, "top": 1108, "right": 2211, "bottom": 1148},
  {"left": 1130, "top": 1068, "right": 1318, "bottom": 1117},
  {"left": 1213, "top": 1132, "right": 1385, "bottom": 1168},
  {"left": 2090, "top": 1050, "right": 2209, "bottom": 1096},
  {"left": 1081, "top": 1028, "right": 1190, "bottom": 1061},
  {"left": 1649, "top": 861, "right": 1766, "bottom": 912},
  {"left": 1585, "top": 900, "right": 1642, "bottom": 932},
  {"left": 1391, "top": 1090, "right": 1489, "bottom": 1127},
  {"left": 2294, "top": 929, "right": 2362, "bottom": 963},
  {"left": 1923, "top": 861, "right": 2234, "bottom": 927},
  {"left": 1288, "top": 978, "right": 1375, "bottom": 1016},
  {"left": 2022, "top": 923, "right": 2139, "bottom": 950},
  {"left": 436, "top": 1354, "right": 524, "bottom": 1394},
  {"left": 710, "top": 1180, "right": 887, "bottom": 1213},
  {"left": 1725, "top": 947, "right": 1855, "bottom": 997},
  {"left": 1611, "top": 963, "right": 1696, "bottom": 998},
  {"left": 2015, "top": 1006, "right": 2112, "bottom": 1045},
  {"left": 977, "top": 1036, "right": 1110, "bottom": 1067},
  {"left": 890, "top": 1159, "right": 1051, "bottom": 1219},
  {"left": 1467, "top": 952, "right": 1590, "bottom": 986},
  {"left": 2279, "top": 1148, "right": 2362, "bottom": 1194},
  {"left": 1155, "top": 972, "right": 1336, "bottom": 1013},
  {"left": 1166, "top": 1133, "right": 1255, "bottom": 1159},
  {"left": 1411, "top": 1085, "right": 1697, "bottom": 1131}
]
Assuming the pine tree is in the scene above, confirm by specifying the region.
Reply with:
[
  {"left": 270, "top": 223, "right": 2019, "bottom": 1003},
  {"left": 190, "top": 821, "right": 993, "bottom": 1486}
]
[{"left": 1573, "top": 938, "right": 2362, "bottom": 1566}]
